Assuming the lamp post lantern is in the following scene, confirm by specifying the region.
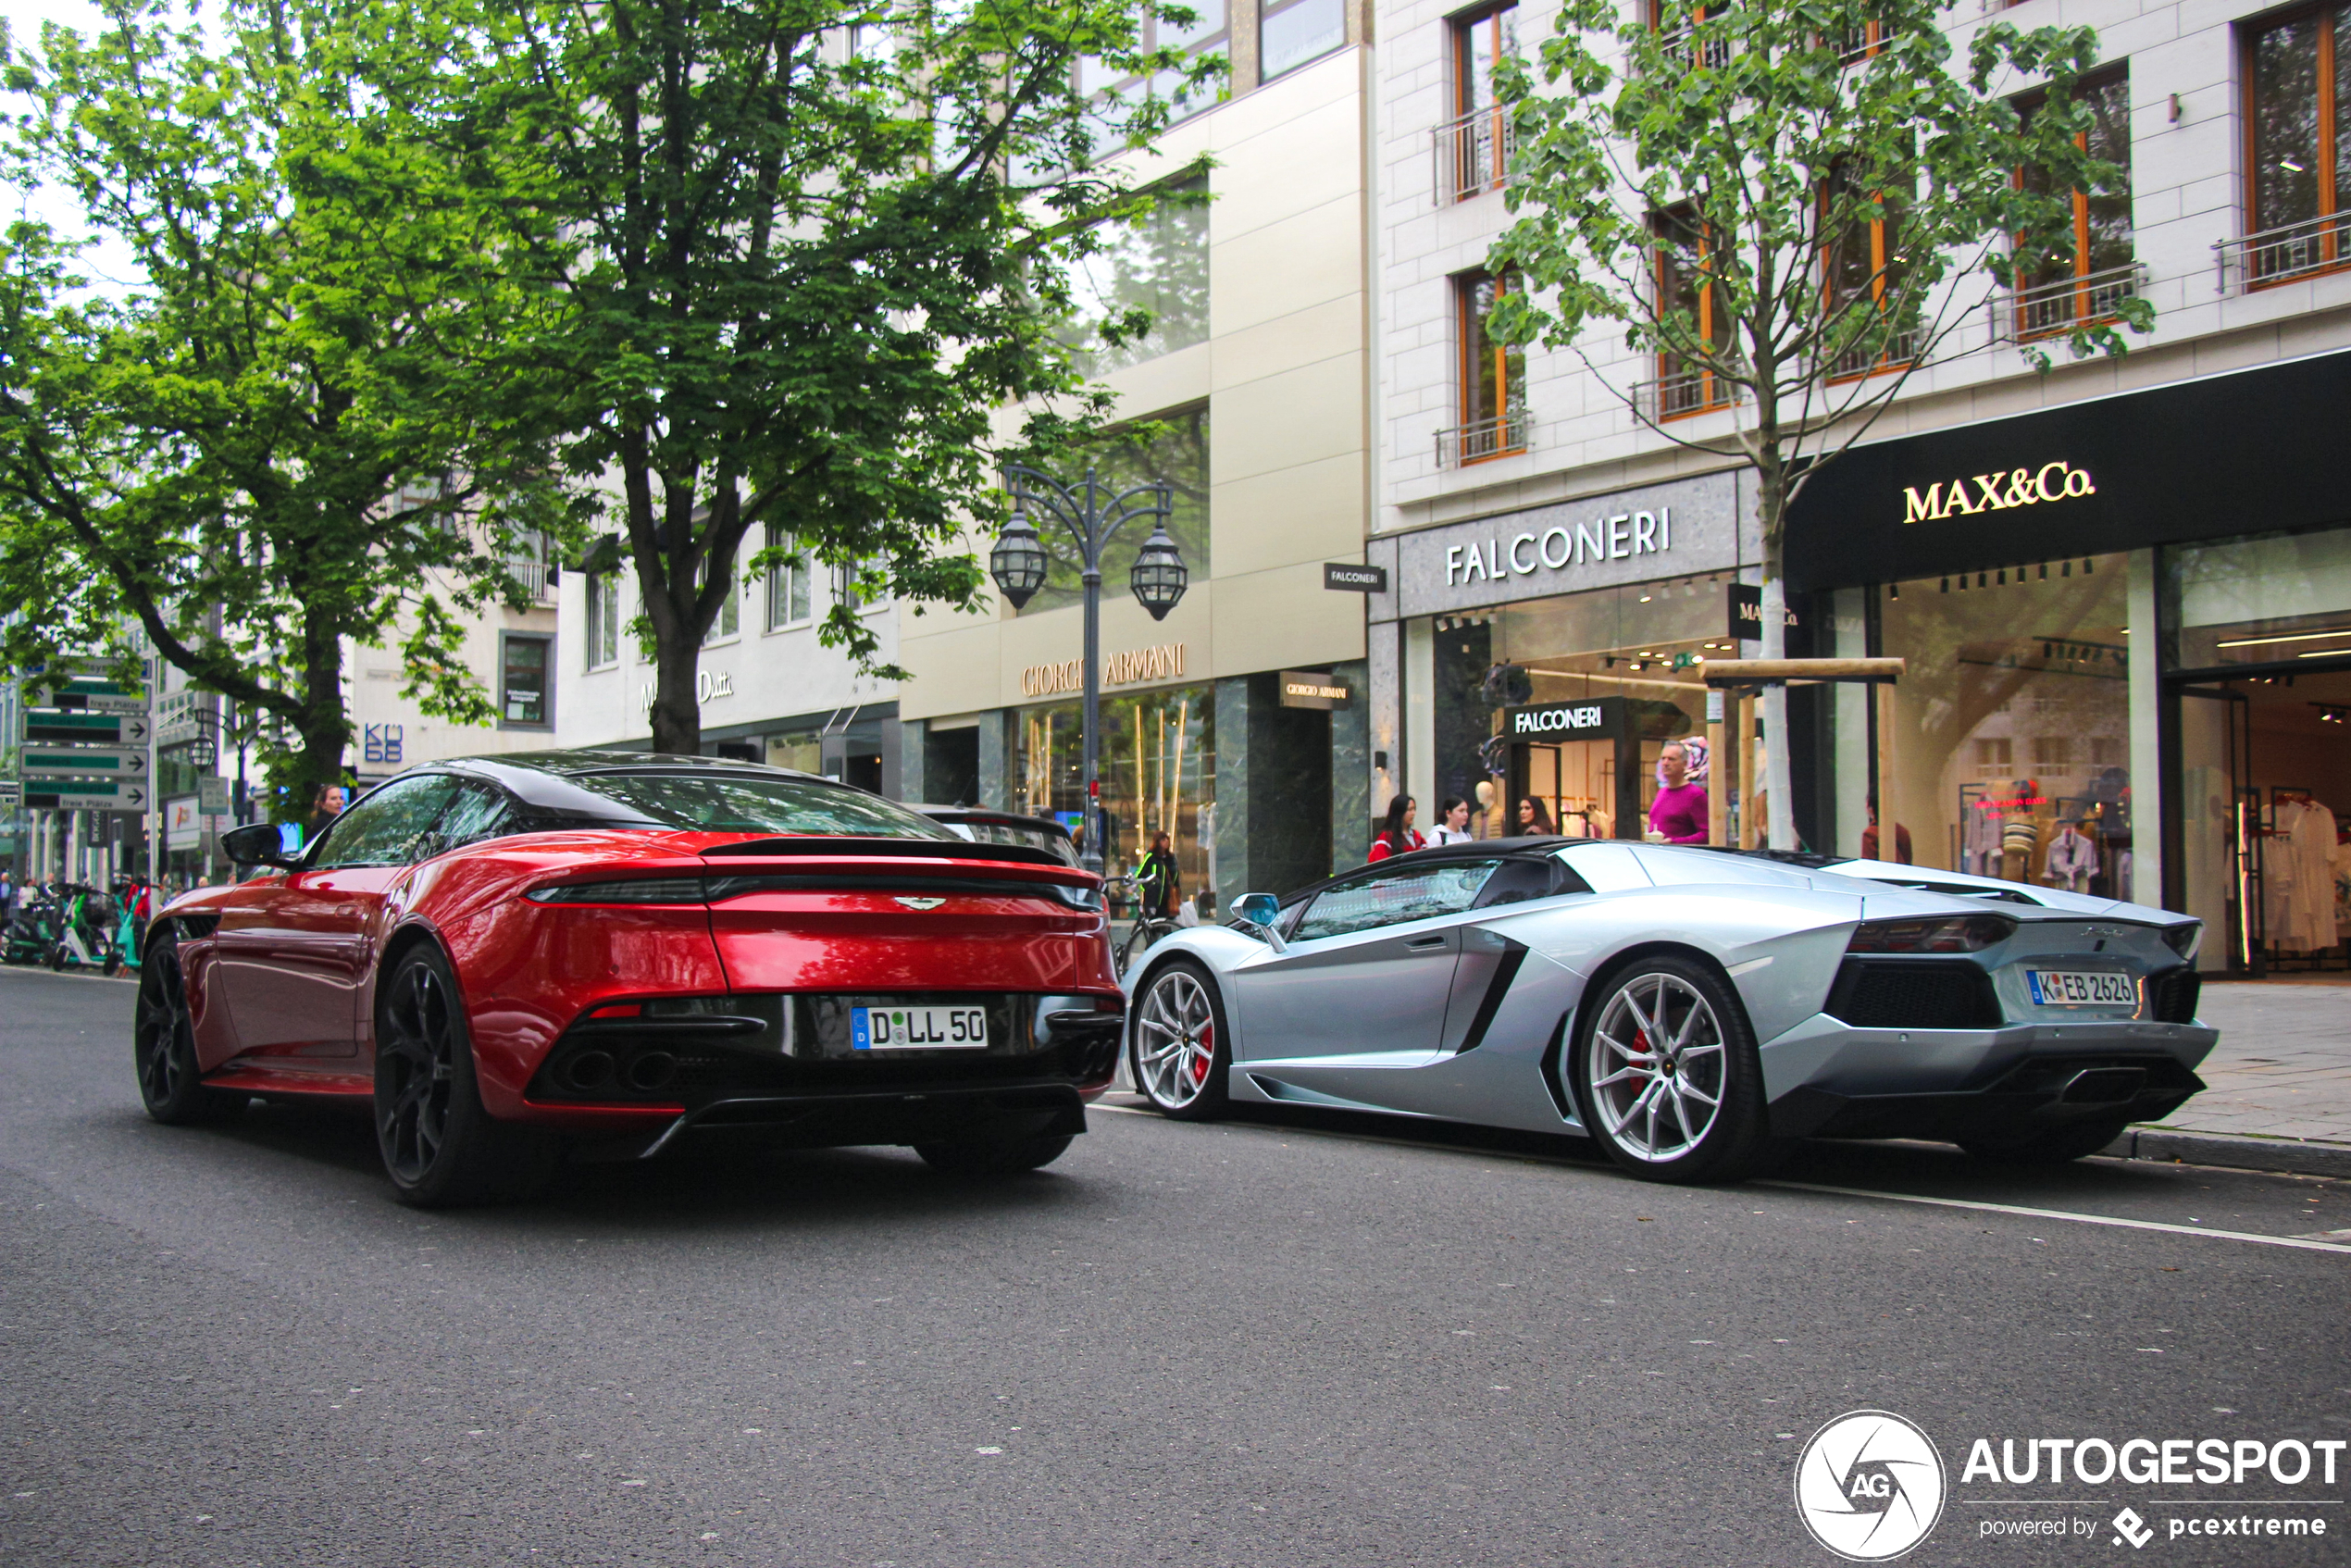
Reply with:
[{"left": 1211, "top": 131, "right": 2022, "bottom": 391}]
[{"left": 989, "top": 465, "right": 1188, "bottom": 875}]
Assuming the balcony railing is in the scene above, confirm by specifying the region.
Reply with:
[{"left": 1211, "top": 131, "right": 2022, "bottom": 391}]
[
  {"left": 1827, "top": 326, "right": 1921, "bottom": 381},
  {"left": 1433, "top": 106, "right": 1514, "bottom": 204},
  {"left": 1435, "top": 410, "right": 1532, "bottom": 467},
  {"left": 1644, "top": 24, "right": 1735, "bottom": 72},
  {"left": 2215, "top": 213, "right": 2351, "bottom": 293},
  {"left": 1634, "top": 367, "right": 1746, "bottom": 421},
  {"left": 1991, "top": 261, "right": 2145, "bottom": 342},
  {"left": 508, "top": 558, "right": 557, "bottom": 604}
]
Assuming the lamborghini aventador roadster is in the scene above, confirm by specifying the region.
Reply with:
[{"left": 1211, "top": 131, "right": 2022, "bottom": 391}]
[
  {"left": 1123, "top": 838, "right": 2214, "bottom": 1184},
  {"left": 133, "top": 753, "right": 1124, "bottom": 1205}
]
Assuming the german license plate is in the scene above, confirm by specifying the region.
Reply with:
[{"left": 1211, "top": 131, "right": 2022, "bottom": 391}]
[
  {"left": 851, "top": 1004, "right": 990, "bottom": 1051},
  {"left": 2025, "top": 970, "right": 2137, "bottom": 1007}
]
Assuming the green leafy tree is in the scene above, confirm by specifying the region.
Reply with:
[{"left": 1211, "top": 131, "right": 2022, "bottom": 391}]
[
  {"left": 0, "top": 0, "right": 576, "bottom": 803},
  {"left": 371, "top": 0, "right": 1218, "bottom": 754},
  {"left": 1488, "top": 0, "right": 2147, "bottom": 849}
]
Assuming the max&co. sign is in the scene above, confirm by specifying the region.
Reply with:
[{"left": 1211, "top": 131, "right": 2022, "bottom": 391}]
[{"left": 1900, "top": 462, "right": 2096, "bottom": 524}]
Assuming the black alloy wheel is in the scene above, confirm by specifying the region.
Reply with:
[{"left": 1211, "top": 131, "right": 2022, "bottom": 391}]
[
  {"left": 132, "top": 938, "right": 246, "bottom": 1126},
  {"left": 373, "top": 945, "right": 555, "bottom": 1208},
  {"left": 914, "top": 1131, "right": 1076, "bottom": 1176},
  {"left": 1569, "top": 953, "right": 1777, "bottom": 1184}
]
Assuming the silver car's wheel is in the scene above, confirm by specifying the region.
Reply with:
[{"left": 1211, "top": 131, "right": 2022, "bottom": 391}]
[
  {"left": 1587, "top": 972, "right": 1726, "bottom": 1162},
  {"left": 1572, "top": 955, "right": 1773, "bottom": 1184},
  {"left": 1131, "top": 960, "right": 1229, "bottom": 1119}
]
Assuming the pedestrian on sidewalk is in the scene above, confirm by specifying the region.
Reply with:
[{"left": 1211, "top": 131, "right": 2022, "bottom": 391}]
[
  {"left": 1369, "top": 795, "right": 1422, "bottom": 861},
  {"left": 1647, "top": 741, "right": 1710, "bottom": 844},
  {"left": 1427, "top": 798, "right": 1475, "bottom": 845}
]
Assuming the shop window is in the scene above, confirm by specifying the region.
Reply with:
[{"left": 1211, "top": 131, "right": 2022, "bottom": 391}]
[
  {"left": 2243, "top": 6, "right": 2351, "bottom": 282},
  {"left": 1650, "top": 208, "right": 1736, "bottom": 417},
  {"left": 1261, "top": 0, "right": 1346, "bottom": 81},
  {"left": 501, "top": 634, "right": 552, "bottom": 728},
  {"left": 1020, "top": 402, "right": 1209, "bottom": 616},
  {"left": 1017, "top": 685, "right": 1217, "bottom": 911},
  {"left": 585, "top": 569, "right": 622, "bottom": 669},
  {"left": 764, "top": 526, "right": 812, "bottom": 630},
  {"left": 765, "top": 730, "right": 824, "bottom": 774},
  {"left": 1060, "top": 171, "right": 1208, "bottom": 374},
  {"left": 1821, "top": 159, "right": 1914, "bottom": 380},
  {"left": 1448, "top": 269, "right": 1529, "bottom": 463},
  {"left": 1873, "top": 553, "right": 2133, "bottom": 899},
  {"left": 2013, "top": 70, "right": 2135, "bottom": 337},
  {"left": 1441, "top": 4, "right": 1518, "bottom": 202}
]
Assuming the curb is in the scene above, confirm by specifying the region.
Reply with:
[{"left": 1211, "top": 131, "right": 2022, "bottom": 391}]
[{"left": 2102, "top": 1126, "right": 2351, "bottom": 1179}]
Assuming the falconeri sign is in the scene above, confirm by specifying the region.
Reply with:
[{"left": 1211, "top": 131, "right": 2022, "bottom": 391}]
[{"left": 1901, "top": 462, "right": 2097, "bottom": 524}]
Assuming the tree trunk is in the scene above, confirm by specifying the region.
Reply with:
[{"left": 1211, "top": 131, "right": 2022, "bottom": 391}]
[
  {"left": 650, "top": 624, "right": 701, "bottom": 756},
  {"left": 1759, "top": 574, "right": 1797, "bottom": 851}
]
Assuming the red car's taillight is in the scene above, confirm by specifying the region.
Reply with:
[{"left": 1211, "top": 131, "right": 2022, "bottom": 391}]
[{"left": 525, "top": 877, "right": 707, "bottom": 905}]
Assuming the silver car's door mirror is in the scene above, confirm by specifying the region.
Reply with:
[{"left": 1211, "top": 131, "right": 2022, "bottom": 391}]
[{"left": 1233, "top": 891, "right": 1287, "bottom": 953}]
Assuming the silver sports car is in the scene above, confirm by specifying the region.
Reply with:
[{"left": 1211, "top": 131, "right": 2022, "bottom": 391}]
[{"left": 1122, "top": 839, "right": 2213, "bottom": 1184}]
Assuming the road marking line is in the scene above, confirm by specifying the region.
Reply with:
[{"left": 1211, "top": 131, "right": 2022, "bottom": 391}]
[
  {"left": 1760, "top": 1179, "right": 2351, "bottom": 1255},
  {"left": 1098, "top": 1104, "right": 2351, "bottom": 1255}
]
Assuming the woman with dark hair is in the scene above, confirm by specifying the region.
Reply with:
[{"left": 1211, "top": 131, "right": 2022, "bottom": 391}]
[
  {"left": 1515, "top": 796, "right": 1556, "bottom": 836},
  {"left": 1427, "top": 796, "right": 1474, "bottom": 845},
  {"left": 1368, "top": 794, "right": 1422, "bottom": 861}
]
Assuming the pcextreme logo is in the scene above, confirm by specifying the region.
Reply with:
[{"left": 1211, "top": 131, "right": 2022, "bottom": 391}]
[{"left": 1795, "top": 1410, "right": 1948, "bottom": 1561}]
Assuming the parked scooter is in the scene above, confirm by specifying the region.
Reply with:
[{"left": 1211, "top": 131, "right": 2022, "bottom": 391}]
[
  {"left": 2, "top": 889, "right": 62, "bottom": 965},
  {"left": 44, "top": 883, "right": 121, "bottom": 974}
]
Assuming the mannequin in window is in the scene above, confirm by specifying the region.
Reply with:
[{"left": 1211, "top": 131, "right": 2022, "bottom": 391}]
[
  {"left": 2046, "top": 815, "right": 2098, "bottom": 894},
  {"left": 2001, "top": 779, "right": 2041, "bottom": 884}
]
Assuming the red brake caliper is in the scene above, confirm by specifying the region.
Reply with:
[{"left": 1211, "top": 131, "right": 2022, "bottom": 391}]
[{"left": 1190, "top": 1023, "right": 1213, "bottom": 1085}]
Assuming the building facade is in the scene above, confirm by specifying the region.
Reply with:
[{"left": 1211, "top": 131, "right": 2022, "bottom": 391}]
[
  {"left": 554, "top": 538, "right": 904, "bottom": 792},
  {"left": 1370, "top": 0, "right": 2351, "bottom": 973},
  {"left": 897, "top": 18, "right": 1382, "bottom": 915}
]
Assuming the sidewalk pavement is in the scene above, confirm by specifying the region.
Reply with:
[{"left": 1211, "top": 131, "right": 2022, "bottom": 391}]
[{"left": 2109, "top": 982, "right": 2351, "bottom": 1177}]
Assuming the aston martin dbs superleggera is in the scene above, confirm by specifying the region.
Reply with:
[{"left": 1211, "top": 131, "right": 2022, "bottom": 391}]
[
  {"left": 1123, "top": 839, "right": 2214, "bottom": 1184},
  {"left": 133, "top": 753, "right": 1124, "bottom": 1205}
]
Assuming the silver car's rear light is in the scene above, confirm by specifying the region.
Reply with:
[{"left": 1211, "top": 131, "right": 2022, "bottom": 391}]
[
  {"left": 526, "top": 877, "right": 707, "bottom": 904},
  {"left": 2162, "top": 922, "right": 2203, "bottom": 962},
  {"left": 1846, "top": 915, "right": 2017, "bottom": 954}
]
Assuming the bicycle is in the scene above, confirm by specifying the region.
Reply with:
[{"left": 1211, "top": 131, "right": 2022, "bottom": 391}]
[{"left": 1104, "top": 876, "right": 1186, "bottom": 976}]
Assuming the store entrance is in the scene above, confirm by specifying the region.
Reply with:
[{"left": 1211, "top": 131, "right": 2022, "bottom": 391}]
[
  {"left": 2176, "top": 664, "right": 2351, "bottom": 976},
  {"left": 1515, "top": 739, "right": 1623, "bottom": 839}
]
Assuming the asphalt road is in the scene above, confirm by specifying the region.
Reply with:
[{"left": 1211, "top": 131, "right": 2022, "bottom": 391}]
[{"left": 3, "top": 965, "right": 2346, "bottom": 1568}]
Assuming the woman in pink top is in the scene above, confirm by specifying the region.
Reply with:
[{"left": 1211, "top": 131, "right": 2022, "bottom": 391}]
[{"left": 1648, "top": 740, "right": 1710, "bottom": 844}]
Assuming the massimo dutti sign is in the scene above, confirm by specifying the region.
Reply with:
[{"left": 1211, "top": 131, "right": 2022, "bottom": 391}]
[
  {"left": 1377, "top": 470, "right": 1746, "bottom": 620},
  {"left": 1787, "top": 350, "right": 2351, "bottom": 591}
]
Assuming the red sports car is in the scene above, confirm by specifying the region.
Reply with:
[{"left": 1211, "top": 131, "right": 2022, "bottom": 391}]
[{"left": 133, "top": 753, "right": 1124, "bottom": 1205}]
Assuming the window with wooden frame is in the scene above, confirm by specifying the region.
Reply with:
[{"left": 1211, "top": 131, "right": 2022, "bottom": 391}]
[
  {"left": 1648, "top": 0, "right": 1732, "bottom": 71},
  {"left": 1832, "top": 16, "right": 1889, "bottom": 65},
  {"left": 2243, "top": 5, "right": 2351, "bottom": 281},
  {"left": 1453, "top": 269, "right": 1528, "bottom": 462},
  {"left": 2013, "top": 70, "right": 2134, "bottom": 337},
  {"left": 1442, "top": 3, "right": 1518, "bottom": 201},
  {"left": 1821, "top": 160, "right": 1913, "bottom": 381},
  {"left": 1651, "top": 207, "right": 1735, "bottom": 417}
]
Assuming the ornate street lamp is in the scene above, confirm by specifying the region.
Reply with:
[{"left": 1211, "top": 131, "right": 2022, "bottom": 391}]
[{"left": 988, "top": 466, "right": 1187, "bottom": 874}]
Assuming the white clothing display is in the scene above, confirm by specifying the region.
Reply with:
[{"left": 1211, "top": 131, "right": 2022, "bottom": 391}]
[
  {"left": 2267, "top": 797, "right": 2343, "bottom": 953},
  {"left": 2045, "top": 827, "right": 2098, "bottom": 893}
]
